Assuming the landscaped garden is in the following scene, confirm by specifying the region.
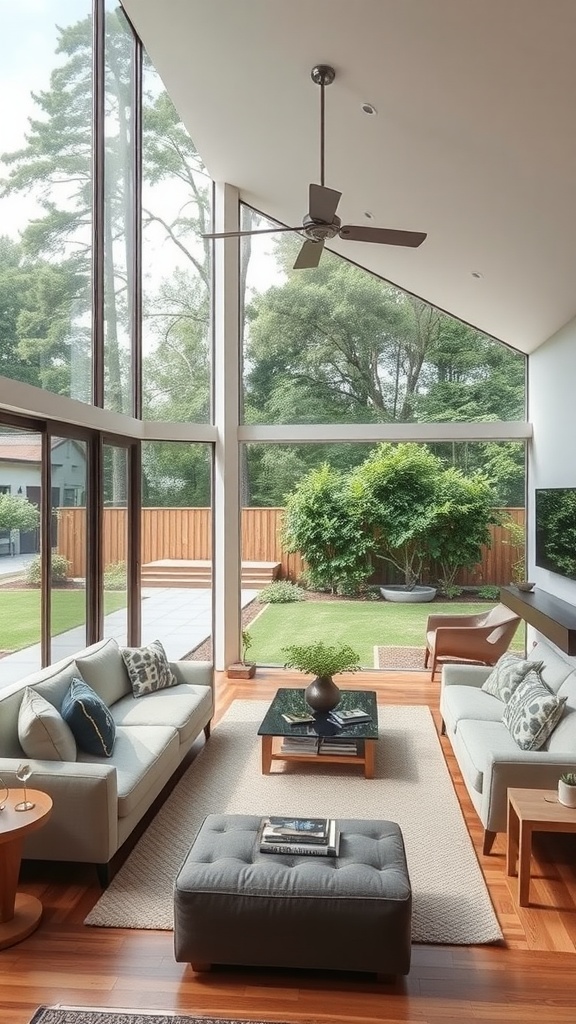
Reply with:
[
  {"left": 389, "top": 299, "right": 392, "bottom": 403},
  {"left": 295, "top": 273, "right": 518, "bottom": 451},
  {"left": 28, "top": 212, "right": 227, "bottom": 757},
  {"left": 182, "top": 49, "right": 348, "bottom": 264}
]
[
  {"left": 247, "top": 599, "right": 525, "bottom": 667},
  {"left": 0, "top": 590, "right": 127, "bottom": 652}
]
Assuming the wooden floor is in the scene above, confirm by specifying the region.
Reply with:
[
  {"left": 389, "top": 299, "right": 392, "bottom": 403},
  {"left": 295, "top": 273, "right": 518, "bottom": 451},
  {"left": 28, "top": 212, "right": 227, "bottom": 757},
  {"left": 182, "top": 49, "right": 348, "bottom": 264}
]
[{"left": 4, "top": 669, "right": 576, "bottom": 1024}]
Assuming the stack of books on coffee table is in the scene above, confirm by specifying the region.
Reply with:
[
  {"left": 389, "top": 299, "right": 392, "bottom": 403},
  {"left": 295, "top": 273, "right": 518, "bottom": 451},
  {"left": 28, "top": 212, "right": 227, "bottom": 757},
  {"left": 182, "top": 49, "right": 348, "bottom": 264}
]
[{"left": 259, "top": 816, "right": 340, "bottom": 857}]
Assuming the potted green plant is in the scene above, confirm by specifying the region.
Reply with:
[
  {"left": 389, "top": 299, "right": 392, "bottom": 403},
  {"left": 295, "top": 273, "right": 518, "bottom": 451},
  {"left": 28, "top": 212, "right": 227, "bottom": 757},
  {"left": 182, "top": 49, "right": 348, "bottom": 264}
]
[
  {"left": 227, "top": 630, "right": 256, "bottom": 679},
  {"left": 282, "top": 640, "right": 361, "bottom": 712},
  {"left": 558, "top": 772, "right": 576, "bottom": 808}
]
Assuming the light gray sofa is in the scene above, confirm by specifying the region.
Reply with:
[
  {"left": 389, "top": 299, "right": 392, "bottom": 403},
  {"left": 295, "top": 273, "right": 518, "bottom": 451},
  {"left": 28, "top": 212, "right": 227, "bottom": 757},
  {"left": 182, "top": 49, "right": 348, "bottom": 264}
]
[
  {"left": 440, "top": 638, "right": 576, "bottom": 854},
  {"left": 0, "top": 638, "right": 214, "bottom": 881}
]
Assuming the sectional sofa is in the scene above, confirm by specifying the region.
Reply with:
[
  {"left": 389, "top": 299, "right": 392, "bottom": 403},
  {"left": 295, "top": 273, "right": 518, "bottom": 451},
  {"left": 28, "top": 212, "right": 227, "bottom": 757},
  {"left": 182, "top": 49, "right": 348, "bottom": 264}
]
[
  {"left": 440, "top": 638, "right": 576, "bottom": 853},
  {"left": 0, "top": 638, "right": 213, "bottom": 882}
]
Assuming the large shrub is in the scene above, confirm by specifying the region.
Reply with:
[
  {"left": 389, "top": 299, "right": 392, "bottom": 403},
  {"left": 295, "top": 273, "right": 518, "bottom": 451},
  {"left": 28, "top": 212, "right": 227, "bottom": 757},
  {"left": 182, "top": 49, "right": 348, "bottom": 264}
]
[
  {"left": 0, "top": 494, "right": 40, "bottom": 533},
  {"left": 26, "top": 552, "right": 70, "bottom": 586},
  {"left": 426, "top": 468, "right": 498, "bottom": 592},
  {"left": 281, "top": 463, "right": 374, "bottom": 593},
  {"left": 352, "top": 443, "right": 441, "bottom": 588}
]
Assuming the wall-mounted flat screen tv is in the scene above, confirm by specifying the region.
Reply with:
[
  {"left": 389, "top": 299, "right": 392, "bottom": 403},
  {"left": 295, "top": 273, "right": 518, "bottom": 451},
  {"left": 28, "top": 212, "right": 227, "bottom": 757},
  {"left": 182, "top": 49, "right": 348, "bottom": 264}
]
[{"left": 535, "top": 488, "right": 576, "bottom": 581}]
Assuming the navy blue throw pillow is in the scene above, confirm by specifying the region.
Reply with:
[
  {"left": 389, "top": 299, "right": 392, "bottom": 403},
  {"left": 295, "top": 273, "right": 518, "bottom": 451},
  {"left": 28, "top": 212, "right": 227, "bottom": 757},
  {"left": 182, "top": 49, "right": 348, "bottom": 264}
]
[{"left": 61, "top": 677, "right": 116, "bottom": 757}]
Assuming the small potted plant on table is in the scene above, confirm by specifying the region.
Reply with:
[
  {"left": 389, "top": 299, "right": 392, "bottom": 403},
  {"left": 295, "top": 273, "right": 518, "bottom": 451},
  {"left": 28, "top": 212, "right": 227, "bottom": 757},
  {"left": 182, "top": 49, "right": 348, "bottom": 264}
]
[
  {"left": 558, "top": 772, "right": 576, "bottom": 807},
  {"left": 282, "top": 640, "right": 361, "bottom": 712},
  {"left": 227, "top": 630, "right": 256, "bottom": 679}
]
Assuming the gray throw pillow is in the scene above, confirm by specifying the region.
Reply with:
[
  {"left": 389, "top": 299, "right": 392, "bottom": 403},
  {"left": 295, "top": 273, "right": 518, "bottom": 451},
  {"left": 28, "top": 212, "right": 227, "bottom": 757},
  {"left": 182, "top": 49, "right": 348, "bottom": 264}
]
[
  {"left": 120, "top": 639, "right": 177, "bottom": 698},
  {"left": 503, "top": 676, "right": 567, "bottom": 751},
  {"left": 18, "top": 687, "right": 77, "bottom": 761},
  {"left": 481, "top": 652, "right": 543, "bottom": 703}
]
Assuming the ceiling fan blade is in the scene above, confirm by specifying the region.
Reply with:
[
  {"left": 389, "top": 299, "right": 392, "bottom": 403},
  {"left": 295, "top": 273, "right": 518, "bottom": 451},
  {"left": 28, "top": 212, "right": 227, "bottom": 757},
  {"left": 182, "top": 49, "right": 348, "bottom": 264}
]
[
  {"left": 339, "top": 225, "right": 427, "bottom": 248},
  {"left": 202, "top": 226, "right": 303, "bottom": 240},
  {"left": 293, "top": 239, "right": 324, "bottom": 270},
  {"left": 309, "top": 183, "right": 342, "bottom": 223}
]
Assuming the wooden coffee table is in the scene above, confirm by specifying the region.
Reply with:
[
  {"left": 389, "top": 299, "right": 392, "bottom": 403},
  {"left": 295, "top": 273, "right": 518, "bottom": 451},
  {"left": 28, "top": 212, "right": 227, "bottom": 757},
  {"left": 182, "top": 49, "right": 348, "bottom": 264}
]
[
  {"left": 257, "top": 688, "right": 379, "bottom": 778},
  {"left": 0, "top": 789, "right": 53, "bottom": 949},
  {"left": 506, "top": 787, "right": 576, "bottom": 907}
]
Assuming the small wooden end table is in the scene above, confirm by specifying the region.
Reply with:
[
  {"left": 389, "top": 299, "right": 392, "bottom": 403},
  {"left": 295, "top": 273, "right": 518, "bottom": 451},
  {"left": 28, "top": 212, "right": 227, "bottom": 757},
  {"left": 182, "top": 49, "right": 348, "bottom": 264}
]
[
  {"left": 257, "top": 688, "right": 379, "bottom": 778},
  {"left": 506, "top": 787, "right": 576, "bottom": 907},
  {"left": 0, "top": 789, "right": 52, "bottom": 949}
]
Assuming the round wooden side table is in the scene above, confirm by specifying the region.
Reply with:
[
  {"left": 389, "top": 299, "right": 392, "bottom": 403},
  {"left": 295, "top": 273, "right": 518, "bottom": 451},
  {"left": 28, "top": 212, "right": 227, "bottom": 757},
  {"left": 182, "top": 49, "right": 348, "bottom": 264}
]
[{"left": 0, "top": 788, "right": 53, "bottom": 949}]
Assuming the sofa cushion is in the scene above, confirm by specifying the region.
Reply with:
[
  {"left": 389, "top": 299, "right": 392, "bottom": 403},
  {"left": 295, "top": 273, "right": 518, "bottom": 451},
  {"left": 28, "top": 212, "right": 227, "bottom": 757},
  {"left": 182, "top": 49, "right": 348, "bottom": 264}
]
[
  {"left": 75, "top": 638, "right": 131, "bottom": 708},
  {"left": 527, "top": 640, "right": 575, "bottom": 694},
  {"left": 481, "top": 653, "right": 543, "bottom": 703},
  {"left": 503, "top": 676, "right": 567, "bottom": 751},
  {"left": 77, "top": 724, "right": 180, "bottom": 817},
  {"left": 0, "top": 661, "right": 80, "bottom": 758},
  {"left": 441, "top": 684, "right": 504, "bottom": 734},
  {"left": 61, "top": 678, "right": 116, "bottom": 757},
  {"left": 111, "top": 683, "right": 213, "bottom": 746},
  {"left": 18, "top": 687, "right": 77, "bottom": 761},
  {"left": 454, "top": 719, "right": 521, "bottom": 793},
  {"left": 121, "top": 639, "right": 178, "bottom": 698}
]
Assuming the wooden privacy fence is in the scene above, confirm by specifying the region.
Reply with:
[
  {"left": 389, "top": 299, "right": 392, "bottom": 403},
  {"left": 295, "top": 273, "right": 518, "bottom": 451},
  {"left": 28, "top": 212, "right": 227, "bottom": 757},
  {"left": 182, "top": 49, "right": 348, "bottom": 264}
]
[{"left": 57, "top": 506, "right": 525, "bottom": 586}]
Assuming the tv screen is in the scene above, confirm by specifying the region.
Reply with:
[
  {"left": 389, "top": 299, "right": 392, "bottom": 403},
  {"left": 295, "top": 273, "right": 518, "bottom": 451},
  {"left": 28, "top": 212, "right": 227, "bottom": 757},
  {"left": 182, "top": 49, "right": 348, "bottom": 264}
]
[{"left": 535, "top": 488, "right": 576, "bottom": 580}]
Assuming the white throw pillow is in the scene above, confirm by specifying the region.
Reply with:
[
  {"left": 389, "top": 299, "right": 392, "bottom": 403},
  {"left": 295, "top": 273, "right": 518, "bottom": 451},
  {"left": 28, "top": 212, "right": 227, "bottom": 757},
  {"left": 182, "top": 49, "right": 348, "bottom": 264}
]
[
  {"left": 503, "top": 676, "right": 567, "bottom": 751},
  {"left": 481, "top": 652, "right": 543, "bottom": 703},
  {"left": 120, "top": 639, "right": 178, "bottom": 698},
  {"left": 18, "top": 687, "right": 77, "bottom": 761}
]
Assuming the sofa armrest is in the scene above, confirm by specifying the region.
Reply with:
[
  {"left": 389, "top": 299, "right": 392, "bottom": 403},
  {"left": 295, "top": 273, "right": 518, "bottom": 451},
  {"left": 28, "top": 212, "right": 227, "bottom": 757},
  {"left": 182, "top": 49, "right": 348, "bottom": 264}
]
[
  {"left": 482, "top": 753, "right": 576, "bottom": 833},
  {"left": 0, "top": 759, "right": 118, "bottom": 864},
  {"left": 170, "top": 660, "right": 213, "bottom": 690},
  {"left": 441, "top": 664, "right": 492, "bottom": 688}
]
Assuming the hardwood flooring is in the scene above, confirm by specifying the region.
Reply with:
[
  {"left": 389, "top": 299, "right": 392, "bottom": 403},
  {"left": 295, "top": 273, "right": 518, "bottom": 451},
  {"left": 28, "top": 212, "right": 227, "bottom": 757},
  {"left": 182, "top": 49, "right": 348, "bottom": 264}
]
[{"left": 3, "top": 668, "right": 576, "bottom": 1024}]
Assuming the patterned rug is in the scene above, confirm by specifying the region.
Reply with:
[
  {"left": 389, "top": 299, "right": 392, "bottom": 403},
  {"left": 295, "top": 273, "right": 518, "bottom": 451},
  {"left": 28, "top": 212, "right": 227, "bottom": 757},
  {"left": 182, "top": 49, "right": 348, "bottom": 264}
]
[
  {"left": 85, "top": 701, "right": 502, "bottom": 945},
  {"left": 31, "top": 1011, "right": 288, "bottom": 1024}
]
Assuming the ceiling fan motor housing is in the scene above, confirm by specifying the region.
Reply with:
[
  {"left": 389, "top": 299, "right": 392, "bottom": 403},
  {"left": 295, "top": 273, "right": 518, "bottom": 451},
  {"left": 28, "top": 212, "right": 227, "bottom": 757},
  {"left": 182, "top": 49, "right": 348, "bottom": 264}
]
[{"left": 303, "top": 213, "right": 341, "bottom": 241}]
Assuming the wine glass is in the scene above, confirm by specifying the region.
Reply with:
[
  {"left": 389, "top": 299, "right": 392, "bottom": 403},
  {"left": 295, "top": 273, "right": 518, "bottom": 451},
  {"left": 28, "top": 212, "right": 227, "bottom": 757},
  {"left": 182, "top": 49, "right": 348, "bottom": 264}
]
[
  {"left": 15, "top": 763, "right": 35, "bottom": 812},
  {"left": 0, "top": 777, "right": 7, "bottom": 811}
]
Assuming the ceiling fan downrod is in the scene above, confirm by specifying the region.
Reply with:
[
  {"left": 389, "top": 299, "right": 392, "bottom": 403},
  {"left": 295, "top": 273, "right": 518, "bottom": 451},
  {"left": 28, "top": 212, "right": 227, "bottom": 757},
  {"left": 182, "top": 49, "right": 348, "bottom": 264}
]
[{"left": 310, "top": 64, "right": 335, "bottom": 189}]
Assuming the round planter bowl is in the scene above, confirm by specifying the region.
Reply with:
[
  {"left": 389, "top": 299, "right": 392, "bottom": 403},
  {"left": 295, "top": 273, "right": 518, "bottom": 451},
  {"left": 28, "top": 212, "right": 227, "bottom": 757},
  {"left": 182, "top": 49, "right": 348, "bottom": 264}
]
[
  {"left": 379, "top": 585, "right": 437, "bottom": 604},
  {"left": 514, "top": 581, "right": 535, "bottom": 592},
  {"left": 558, "top": 779, "right": 576, "bottom": 808}
]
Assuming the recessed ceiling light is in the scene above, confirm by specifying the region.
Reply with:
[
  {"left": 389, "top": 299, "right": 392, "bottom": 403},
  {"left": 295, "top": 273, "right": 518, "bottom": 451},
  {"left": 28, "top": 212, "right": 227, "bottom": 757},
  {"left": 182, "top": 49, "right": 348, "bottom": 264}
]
[
  {"left": 361, "top": 102, "right": 377, "bottom": 115},
  {"left": 471, "top": 271, "right": 483, "bottom": 279}
]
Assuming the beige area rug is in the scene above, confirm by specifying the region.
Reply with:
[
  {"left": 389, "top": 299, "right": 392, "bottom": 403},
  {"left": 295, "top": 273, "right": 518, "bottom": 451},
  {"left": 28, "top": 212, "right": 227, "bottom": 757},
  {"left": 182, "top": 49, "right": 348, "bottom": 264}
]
[{"left": 85, "top": 702, "right": 502, "bottom": 945}]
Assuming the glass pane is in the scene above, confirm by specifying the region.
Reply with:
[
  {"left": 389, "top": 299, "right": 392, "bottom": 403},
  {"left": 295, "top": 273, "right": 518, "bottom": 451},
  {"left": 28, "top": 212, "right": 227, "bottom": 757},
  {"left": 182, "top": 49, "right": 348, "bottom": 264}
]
[
  {"left": 102, "top": 445, "right": 129, "bottom": 647},
  {"left": 0, "top": 3, "right": 93, "bottom": 400},
  {"left": 141, "top": 60, "right": 212, "bottom": 422},
  {"left": 0, "top": 426, "right": 42, "bottom": 685},
  {"left": 242, "top": 440, "right": 526, "bottom": 669},
  {"left": 240, "top": 205, "right": 526, "bottom": 426},
  {"left": 141, "top": 442, "right": 212, "bottom": 659},
  {"left": 103, "top": 3, "right": 134, "bottom": 414},
  {"left": 51, "top": 437, "right": 88, "bottom": 662}
]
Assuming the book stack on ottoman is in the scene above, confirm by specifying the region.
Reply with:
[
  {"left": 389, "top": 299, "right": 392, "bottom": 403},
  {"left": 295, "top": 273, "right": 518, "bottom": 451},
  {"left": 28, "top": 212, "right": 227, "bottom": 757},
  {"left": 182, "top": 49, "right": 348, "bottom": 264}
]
[{"left": 174, "top": 813, "right": 412, "bottom": 977}]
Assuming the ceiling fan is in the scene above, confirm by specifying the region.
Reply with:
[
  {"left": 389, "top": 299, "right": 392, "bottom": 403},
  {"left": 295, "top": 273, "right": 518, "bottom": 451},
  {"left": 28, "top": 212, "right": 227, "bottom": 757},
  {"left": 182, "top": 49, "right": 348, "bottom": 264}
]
[{"left": 202, "top": 64, "right": 427, "bottom": 269}]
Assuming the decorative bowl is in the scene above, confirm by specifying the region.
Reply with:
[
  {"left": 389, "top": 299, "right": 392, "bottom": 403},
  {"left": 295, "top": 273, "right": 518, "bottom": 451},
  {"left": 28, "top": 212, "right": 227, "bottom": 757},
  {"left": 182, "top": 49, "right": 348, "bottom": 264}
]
[{"left": 515, "top": 581, "right": 535, "bottom": 592}]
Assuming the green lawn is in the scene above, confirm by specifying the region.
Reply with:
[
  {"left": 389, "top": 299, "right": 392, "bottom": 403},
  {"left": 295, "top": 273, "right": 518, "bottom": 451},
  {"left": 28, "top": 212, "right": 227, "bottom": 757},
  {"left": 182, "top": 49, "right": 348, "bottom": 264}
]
[
  {"left": 0, "top": 590, "right": 127, "bottom": 651},
  {"left": 248, "top": 600, "right": 525, "bottom": 667}
]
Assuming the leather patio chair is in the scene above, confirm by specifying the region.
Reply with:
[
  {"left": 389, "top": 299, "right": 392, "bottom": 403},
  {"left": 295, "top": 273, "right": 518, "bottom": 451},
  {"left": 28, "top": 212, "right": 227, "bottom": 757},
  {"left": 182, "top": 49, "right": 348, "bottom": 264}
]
[{"left": 424, "top": 602, "right": 521, "bottom": 681}]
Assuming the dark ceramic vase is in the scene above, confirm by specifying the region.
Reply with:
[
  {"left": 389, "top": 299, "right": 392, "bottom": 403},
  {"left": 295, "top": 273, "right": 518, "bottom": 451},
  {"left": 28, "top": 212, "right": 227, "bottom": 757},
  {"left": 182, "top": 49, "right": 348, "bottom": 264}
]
[{"left": 305, "top": 675, "right": 341, "bottom": 713}]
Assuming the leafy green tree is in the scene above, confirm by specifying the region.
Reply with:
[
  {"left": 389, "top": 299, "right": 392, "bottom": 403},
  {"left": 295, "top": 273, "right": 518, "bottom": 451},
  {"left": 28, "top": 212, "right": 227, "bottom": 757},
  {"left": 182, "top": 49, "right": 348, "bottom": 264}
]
[
  {"left": 352, "top": 443, "right": 442, "bottom": 587},
  {"left": 281, "top": 463, "right": 374, "bottom": 592},
  {"left": 426, "top": 468, "right": 498, "bottom": 593},
  {"left": 0, "top": 494, "right": 40, "bottom": 532}
]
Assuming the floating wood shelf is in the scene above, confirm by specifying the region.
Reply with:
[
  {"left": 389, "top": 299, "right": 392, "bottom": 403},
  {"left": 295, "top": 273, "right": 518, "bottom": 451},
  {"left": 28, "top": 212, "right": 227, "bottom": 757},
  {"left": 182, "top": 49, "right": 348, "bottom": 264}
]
[{"left": 501, "top": 585, "right": 576, "bottom": 656}]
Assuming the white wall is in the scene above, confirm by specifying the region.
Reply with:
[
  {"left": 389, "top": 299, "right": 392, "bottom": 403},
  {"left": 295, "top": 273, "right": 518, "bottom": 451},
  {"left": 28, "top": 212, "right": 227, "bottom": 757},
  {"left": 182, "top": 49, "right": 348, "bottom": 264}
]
[
  {"left": 528, "top": 315, "right": 576, "bottom": 646},
  {"left": 0, "top": 463, "right": 40, "bottom": 494}
]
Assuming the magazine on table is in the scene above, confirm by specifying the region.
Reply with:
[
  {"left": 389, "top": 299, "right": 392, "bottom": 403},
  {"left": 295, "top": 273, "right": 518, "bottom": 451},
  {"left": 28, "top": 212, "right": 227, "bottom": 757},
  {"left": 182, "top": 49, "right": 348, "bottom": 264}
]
[
  {"left": 260, "top": 818, "right": 340, "bottom": 857},
  {"left": 328, "top": 707, "right": 372, "bottom": 726},
  {"left": 262, "top": 816, "right": 330, "bottom": 844}
]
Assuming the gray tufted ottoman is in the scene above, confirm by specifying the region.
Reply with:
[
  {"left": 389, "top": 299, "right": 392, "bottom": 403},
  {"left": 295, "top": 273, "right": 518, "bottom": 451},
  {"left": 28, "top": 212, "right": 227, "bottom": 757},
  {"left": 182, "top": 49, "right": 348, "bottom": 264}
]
[{"left": 174, "top": 813, "right": 412, "bottom": 977}]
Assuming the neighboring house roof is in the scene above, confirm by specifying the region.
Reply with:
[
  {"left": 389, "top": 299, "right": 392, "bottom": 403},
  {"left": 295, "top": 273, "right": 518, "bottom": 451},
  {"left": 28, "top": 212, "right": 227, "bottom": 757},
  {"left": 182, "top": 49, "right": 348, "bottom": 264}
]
[{"left": 0, "top": 434, "right": 85, "bottom": 465}]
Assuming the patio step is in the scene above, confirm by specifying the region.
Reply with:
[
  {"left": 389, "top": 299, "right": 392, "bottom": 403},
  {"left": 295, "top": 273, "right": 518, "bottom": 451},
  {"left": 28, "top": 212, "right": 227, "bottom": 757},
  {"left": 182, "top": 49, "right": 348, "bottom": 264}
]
[{"left": 140, "top": 559, "right": 280, "bottom": 589}]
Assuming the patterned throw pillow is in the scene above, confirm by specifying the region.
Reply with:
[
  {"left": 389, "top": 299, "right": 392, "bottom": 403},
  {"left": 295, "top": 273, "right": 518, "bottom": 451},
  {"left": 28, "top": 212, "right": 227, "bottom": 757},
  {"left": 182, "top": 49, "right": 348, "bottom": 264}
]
[
  {"left": 502, "top": 676, "right": 567, "bottom": 751},
  {"left": 120, "top": 639, "right": 177, "bottom": 698},
  {"left": 61, "top": 677, "right": 116, "bottom": 757},
  {"left": 18, "top": 687, "right": 77, "bottom": 761},
  {"left": 481, "top": 652, "right": 543, "bottom": 703}
]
